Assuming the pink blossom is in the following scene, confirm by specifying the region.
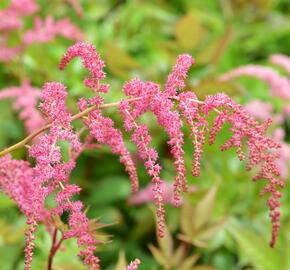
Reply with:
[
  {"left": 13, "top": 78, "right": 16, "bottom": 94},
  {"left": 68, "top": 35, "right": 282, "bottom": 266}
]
[
  {"left": 28, "top": 82, "right": 100, "bottom": 269},
  {"left": 244, "top": 100, "right": 273, "bottom": 121},
  {"left": 201, "top": 93, "right": 284, "bottom": 247},
  {"left": 272, "top": 128, "right": 290, "bottom": 179},
  {"left": 40, "top": 82, "right": 71, "bottom": 126},
  {"left": 0, "top": 10, "right": 22, "bottom": 31},
  {"left": 23, "top": 17, "right": 84, "bottom": 45},
  {"left": 131, "top": 123, "right": 165, "bottom": 237},
  {"left": 59, "top": 42, "right": 138, "bottom": 193},
  {"left": 121, "top": 78, "right": 187, "bottom": 206},
  {"left": 0, "top": 35, "right": 22, "bottom": 62},
  {"left": 0, "top": 81, "right": 44, "bottom": 133},
  {"left": 129, "top": 181, "right": 196, "bottom": 206},
  {"left": 219, "top": 65, "right": 290, "bottom": 99},
  {"left": 84, "top": 109, "right": 139, "bottom": 193},
  {"left": 0, "top": 156, "right": 44, "bottom": 270},
  {"left": 59, "top": 42, "right": 109, "bottom": 92},
  {"left": 178, "top": 92, "right": 208, "bottom": 176},
  {"left": 270, "top": 54, "right": 290, "bottom": 75},
  {"left": 126, "top": 259, "right": 141, "bottom": 270},
  {"left": 165, "top": 54, "right": 194, "bottom": 97},
  {"left": 0, "top": 0, "right": 38, "bottom": 31},
  {"left": 10, "top": 0, "right": 39, "bottom": 16},
  {"left": 0, "top": 44, "right": 22, "bottom": 62}
]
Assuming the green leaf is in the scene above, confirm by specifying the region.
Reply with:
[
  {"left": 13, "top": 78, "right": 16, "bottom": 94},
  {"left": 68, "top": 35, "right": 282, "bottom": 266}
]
[
  {"left": 193, "top": 186, "right": 217, "bottom": 230},
  {"left": 157, "top": 223, "right": 173, "bottom": 259},
  {"left": 175, "top": 13, "right": 205, "bottom": 50},
  {"left": 58, "top": 140, "right": 70, "bottom": 162},
  {"left": 114, "top": 251, "right": 127, "bottom": 270},
  {"left": 179, "top": 254, "right": 200, "bottom": 270},
  {"left": 227, "top": 219, "right": 282, "bottom": 270},
  {"left": 148, "top": 244, "right": 168, "bottom": 267}
]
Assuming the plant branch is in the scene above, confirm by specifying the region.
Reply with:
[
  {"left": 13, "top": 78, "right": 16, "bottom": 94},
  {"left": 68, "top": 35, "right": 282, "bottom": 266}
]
[
  {"left": 47, "top": 228, "right": 64, "bottom": 270},
  {"left": 0, "top": 97, "right": 142, "bottom": 157},
  {"left": 0, "top": 96, "right": 215, "bottom": 158}
]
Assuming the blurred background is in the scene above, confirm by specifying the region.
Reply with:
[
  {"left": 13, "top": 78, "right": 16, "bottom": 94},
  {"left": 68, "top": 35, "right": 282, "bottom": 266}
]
[{"left": 0, "top": 0, "right": 290, "bottom": 269}]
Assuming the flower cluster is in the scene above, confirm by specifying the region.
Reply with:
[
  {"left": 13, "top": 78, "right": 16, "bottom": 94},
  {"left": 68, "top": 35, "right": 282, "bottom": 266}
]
[
  {"left": 219, "top": 62, "right": 290, "bottom": 100},
  {"left": 0, "top": 0, "right": 83, "bottom": 62},
  {"left": 0, "top": 80, "right": 44, "bottom": 133},
  {"left": 219, "top": 54, "right": 290, "bottom": 180},
  {"left": 23, "top": 16, "right": 84, "bottom": 44},
  {"left": 0, "top": 42, "right": 285, "bottom": 269}
]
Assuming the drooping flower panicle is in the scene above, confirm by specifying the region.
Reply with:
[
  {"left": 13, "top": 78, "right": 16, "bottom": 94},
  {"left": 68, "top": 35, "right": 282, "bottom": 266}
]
[{"left": 0, "top": 42, "right": 286, "bottom": 270}]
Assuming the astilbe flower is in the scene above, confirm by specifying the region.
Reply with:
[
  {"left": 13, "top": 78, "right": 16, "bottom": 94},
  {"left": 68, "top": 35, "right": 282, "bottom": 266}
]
[
  {"left": 23, "top": 16, "right": 84, "bottom": 44},
  {"left": 244, "top": 100, "right": 273, "bottom": 122},
  {"left": 200, "top": 93, "right": 285, "bottom": 247},
  {"left": 270, "top": 54, "right": 290, "bottom": 75},
  {"left": 219, "top": 65, "right": 290, "bottom": 100},
  {"left": 59, "top": 41, "right": 109, "bottom": 92},
  {"left": 0, "top": 0, "right": 82, "bottom": 62},
  {"left": 119, "top": 71, "right": 192, "bottom": 233},
  {"left": 29, "top": 82, "right": 101, "bottom": 269},
  {"left": 0, "top": 155, "right": 45, "bottom": 269},
  {"left": 0, "top": 42, "right": 286, "bottom": 270},
  {"left": 178, "top": 92, "right": 208, "bottom": 177},
  {"left": 126, "top": 259, "right": 141, "bottom": 270},
  {"left": 59, "top": 42, "right": 139, "bottom": 193},
  {"left": 0, "top": 80, "right": 44, "bottom": 133},
  {"left": 66, "top": 0, "right": 84, "bottom": 17},
  {"left": 0, "top": 0, "right": 38, "bottom": 31},
  {"left": 129, "top": 181, "right": 197, "bottom": 206},
  {"left": 0, "top": 35, "right": 22, "bottom": 62},
  {"left": 272, "top": 128, "right": 290, "bottom": 179}
]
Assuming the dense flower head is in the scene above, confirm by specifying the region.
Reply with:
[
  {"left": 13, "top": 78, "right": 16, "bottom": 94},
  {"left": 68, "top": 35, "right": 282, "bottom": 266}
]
[
  {"left": 0, "top": 155, "right": 44, "bottom": 219},
  {"left": 0, "top": 41, "right": 286, "bottom": 270},
  {"left": 59, "top": 42, "right": 109, "bottom": 92},
  {"left": 121, "top": 77, "right": 187, "bottom": 206},
  {"left": 202, "top": 93, "right": 284, "bottom": 246},
  {"left": 84, "top": 109, "right": 139, "bottom": 193},
  {"left": 127, "top": 122, "right": 165, "bottom": 237},
  {"left": 165, "top": 54, "right": 194, "bottom": 97},
  {"left": 40, "top": 82, "right": 71, "bottom": 126},
  {"left": 0, "top": 155, "right": 44, "bottom": 270}
]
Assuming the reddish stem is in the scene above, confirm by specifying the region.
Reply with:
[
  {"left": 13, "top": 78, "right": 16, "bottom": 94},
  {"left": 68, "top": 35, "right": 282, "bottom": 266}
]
[{"left": 47, "top": 229, "right": 64, "bottom": 270}]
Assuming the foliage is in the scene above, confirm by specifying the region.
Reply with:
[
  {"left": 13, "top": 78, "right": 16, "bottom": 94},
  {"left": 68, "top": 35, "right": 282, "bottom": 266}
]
[{"left": 0, "top": 1, "right": 290, "bottom": 270}]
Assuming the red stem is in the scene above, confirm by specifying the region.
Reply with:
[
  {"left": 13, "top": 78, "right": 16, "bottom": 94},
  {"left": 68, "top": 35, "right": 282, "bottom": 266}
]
[{"left": 47, "top": 229, "right": 64, "bottom": 270}]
